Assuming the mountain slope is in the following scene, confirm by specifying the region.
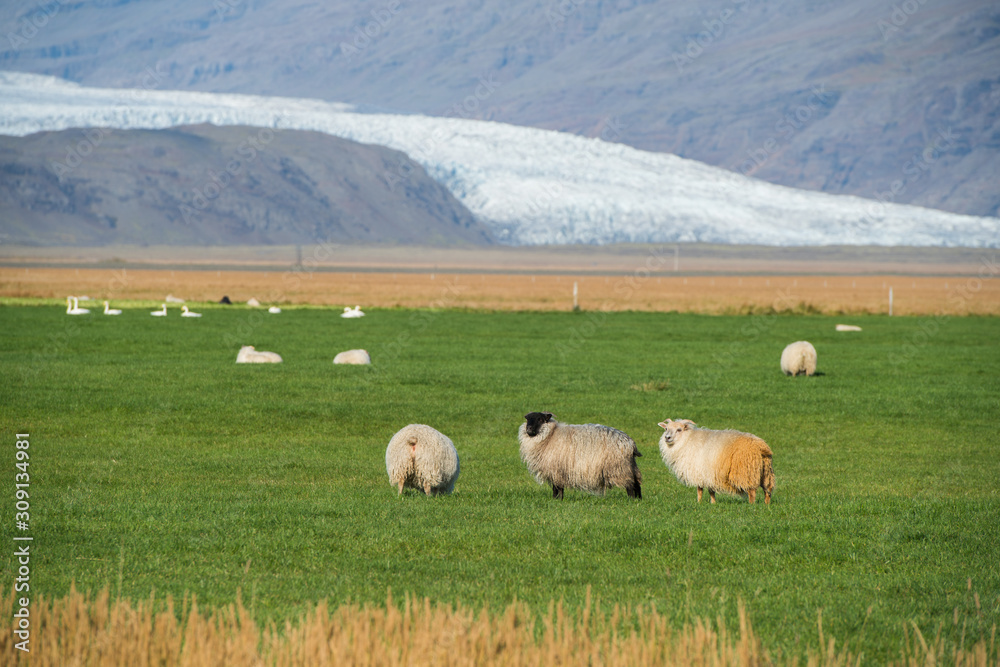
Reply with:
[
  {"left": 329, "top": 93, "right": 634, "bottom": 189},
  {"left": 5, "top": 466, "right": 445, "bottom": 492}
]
[
  {"left": 1, "top": 73, "right": 996, "bottom": 247},
  {"left": 0, "top": 123, "right": 493, "bottom": 246},
  {"left": 0, "top": 0, "right": 996, "bottom": 216}
]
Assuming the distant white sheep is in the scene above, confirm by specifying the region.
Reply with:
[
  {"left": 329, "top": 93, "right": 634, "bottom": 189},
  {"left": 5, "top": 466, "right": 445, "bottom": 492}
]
[
  {"left": 657, "top": 418, "right": 774, "bottom": 504},
  {"left": 518, "top": 412, "right": 642, "bottom": 499},
  {"left": 385, "top": 424, "right": 460, "bottom": 495},
  {"left": 236, "top": 345, "right": 282, "bottom": 363},
  {"left": 835, "top": 324, "right": 862, "bottom": 332},
  {"left": 333, "top": 349, "right": 371, "bottom": 365},
  {"left": 780, "top": 341, "right": 817, "bottom": 376}
]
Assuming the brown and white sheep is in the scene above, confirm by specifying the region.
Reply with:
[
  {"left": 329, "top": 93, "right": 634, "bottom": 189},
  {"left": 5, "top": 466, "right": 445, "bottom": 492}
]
[{"left": 657, "top": 419, "right": 774, "bottom": 504}]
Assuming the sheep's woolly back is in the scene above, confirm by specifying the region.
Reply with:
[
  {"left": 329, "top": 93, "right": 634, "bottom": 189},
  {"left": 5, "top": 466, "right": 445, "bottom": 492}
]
[
  {"left": 236, "top": 346, "right": 283, "bottom": 363},
  {"left": 333, "top": 349, "right": 371, "bottom": 365},
  {"left": 385, "top": 424, "right": 460, "bottom": 495},
  {"left": 658, "top": 425, "right": 774, "bottom": 500},
  {"left": 780, "top": 341, "right": 817, "bottom": 376},
  {"left": 518, "top": 419, "right": 641, "bottom": 496}
]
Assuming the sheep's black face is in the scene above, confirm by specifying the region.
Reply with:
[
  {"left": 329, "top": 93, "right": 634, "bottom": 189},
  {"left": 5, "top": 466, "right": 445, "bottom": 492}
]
[{"left": 523, "top": 412, "right": 553, "bottom": 437}]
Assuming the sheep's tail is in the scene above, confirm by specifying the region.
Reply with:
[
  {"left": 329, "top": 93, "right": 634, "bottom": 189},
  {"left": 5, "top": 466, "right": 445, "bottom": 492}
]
[
  {"left": 760, "top": 453, "right": 775, "bottom": 504},
  {"left": 407, "top": 436, "right": 419, "bottom": 458}
]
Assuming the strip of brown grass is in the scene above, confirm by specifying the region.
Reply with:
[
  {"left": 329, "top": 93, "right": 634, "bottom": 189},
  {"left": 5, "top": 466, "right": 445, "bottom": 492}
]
[
  {"left": 2, "top": 587, "right": 996, "bottom": 666},
  {"left": 2, "top": 268, "right": 999, "bottom": 315}
]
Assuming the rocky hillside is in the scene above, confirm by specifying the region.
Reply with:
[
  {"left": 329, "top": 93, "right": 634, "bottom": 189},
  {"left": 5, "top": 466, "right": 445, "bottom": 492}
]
[
  {"left": 0, "top": 125, "right": 492, "bottom": 246},
  {"left": 1, "top": 0, "right": 997, "bottom": 217},
  {"left": 3, "top": 74, "right": 995, "bottom": 247}
]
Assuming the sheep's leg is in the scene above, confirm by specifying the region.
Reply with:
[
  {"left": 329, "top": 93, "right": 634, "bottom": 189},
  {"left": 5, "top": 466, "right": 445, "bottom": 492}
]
[
  {"left": 552, "top": 485, "right": 564, "bottom": 500},
  {"left": 709, "top": 490, "right": 716, "bottom": 504},
  {"left": 697, "top": 487, "right": 703, "bottom": 502},
  {"left": 397, "top": 481, "right": 404, "bottom": 495},
  {"left": 626, "top": 481, "right": 641, "bottom": 500},
  {"left": 764, "top": 489, "right": 771, "bottom": 505},
  {"left": 747, "top": 488, "right": 756, "bottom": 504},
  {"left": 423, "top": 483, "right": 432, "bottom": 496}
]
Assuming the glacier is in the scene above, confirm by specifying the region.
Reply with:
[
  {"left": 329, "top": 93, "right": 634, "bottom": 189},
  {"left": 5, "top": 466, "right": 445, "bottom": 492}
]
[{"left": 0, "top": 71, "right": 996, "bottom": 247}]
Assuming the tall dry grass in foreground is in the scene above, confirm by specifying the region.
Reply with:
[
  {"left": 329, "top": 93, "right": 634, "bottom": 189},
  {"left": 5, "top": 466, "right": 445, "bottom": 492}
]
[{"left": 2, "top": 587, "right": 996, "bottom": 666}]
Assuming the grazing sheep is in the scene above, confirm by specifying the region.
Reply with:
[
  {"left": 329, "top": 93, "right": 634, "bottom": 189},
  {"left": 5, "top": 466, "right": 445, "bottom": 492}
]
[
  {"left": 385, "top": 424, "right": 460, "bottom": 495},
  {"left": 835, "top": 324, "right": 862, "bottom": 332},
  {"left": 518, "top": 412, "right": 642, "bottom": 500},
  {"left": 657, "top": 419, "right": 774, "bottom": 504},
  {"left": 247, "top": 298, "right": 261, "bottom": 307},
  {"left": 780, "top": 341, "right": 817, "bottom": 376},
  {"left": 333, "top": 349, "right": 371, "bottom": 365},
  {"left": 236, "top": 345, "right": 282, "bottom": 363}
]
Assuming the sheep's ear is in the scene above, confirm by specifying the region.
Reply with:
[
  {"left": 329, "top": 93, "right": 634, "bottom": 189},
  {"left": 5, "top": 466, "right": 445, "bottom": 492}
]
[
  {"left": 657, "top": 421, "right": 670, "bottom": 429},
  {"left": 544, "top": 412, "right": 553, "bottom": 420}
]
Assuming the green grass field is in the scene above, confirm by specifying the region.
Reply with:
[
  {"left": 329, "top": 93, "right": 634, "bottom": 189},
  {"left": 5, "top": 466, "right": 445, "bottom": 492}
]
[{"left": 1, "top": 303, "right": 998, "bottom": 661}]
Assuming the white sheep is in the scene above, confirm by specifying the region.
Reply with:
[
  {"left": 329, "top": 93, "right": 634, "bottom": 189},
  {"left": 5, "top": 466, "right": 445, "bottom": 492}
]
[
  {"left": 657, "top": 419, "right": 774, "bottom": 504},
  {"left": 835, "top": 324, "right": 862, "bottom": 332},
  {"left": 385, "top": 424, "right": 460, "bottom": 495},
  {"left": 518, "top": 412, "right": 642, "bottom": 499},
  {"left": 780, "top": 340, "right": 817, "bottom": 376},
  {"left": 333, "top": 349, "right": 371, "bottom": 365},
  {"left": 236, "top": 345, "right": 283, "bottom": 363}
]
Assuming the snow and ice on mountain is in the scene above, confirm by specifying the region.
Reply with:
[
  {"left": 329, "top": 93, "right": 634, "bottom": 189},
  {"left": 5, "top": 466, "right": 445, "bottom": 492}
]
[{"left": 1, "top": 71, "right": 996, "bottom": 247}]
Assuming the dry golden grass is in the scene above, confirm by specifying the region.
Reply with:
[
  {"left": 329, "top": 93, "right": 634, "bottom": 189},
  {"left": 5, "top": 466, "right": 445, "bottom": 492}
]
[
  {"left": 2, "top": 267, "right": 999, "bottom": 315},
  {"left": 2, "top": 587, "right": 996, "bottom": 666}
]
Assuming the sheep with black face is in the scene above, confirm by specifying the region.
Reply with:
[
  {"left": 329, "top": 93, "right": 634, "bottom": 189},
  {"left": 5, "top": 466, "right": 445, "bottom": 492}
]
[{"left": 518, "top": 412, "right": 642, "bottom": 500}]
